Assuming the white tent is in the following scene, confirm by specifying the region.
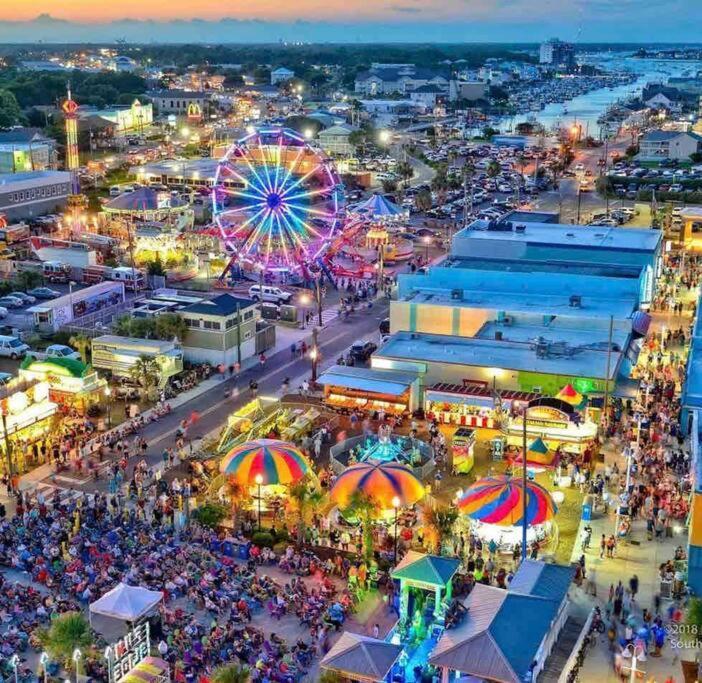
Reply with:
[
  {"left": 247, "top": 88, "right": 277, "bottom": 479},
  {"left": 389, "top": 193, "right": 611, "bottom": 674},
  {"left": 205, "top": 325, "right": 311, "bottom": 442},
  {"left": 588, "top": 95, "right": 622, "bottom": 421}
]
[{"left": 89, "top": 583, "right": 163, "bottom": 622}]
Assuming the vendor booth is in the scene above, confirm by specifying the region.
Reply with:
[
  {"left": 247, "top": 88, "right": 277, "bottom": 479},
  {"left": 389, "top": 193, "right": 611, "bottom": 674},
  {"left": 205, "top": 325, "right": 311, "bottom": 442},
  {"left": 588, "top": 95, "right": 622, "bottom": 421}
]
[
  {"left": 319, "top": 365, "right": 420, "bottom": 415},
  {"left": 503, "top": 396, "right": 597, "bottom": 455},
  {"left": 391, "top": 551, "right": 461, "bottom": 642},
  {"left": 90, "top": 583, "right": 163, "bottom": 623},
  {"left": 19, "top": 356, "right": 107, "bottom": 413},
  {"left": 425, "top": 383, "right": 539, "bottom": 428}
]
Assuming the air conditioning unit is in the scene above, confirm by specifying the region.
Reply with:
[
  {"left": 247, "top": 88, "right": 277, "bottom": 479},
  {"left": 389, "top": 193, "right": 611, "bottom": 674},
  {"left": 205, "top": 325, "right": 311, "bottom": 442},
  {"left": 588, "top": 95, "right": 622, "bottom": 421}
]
[
  {"left": 569, "top": 295, "right": 582, "bottom": 308},
  {"left": 451, "top": 289, "right": 463, "bottom": 300},
  {"left": 535, "top": 340, "right": 549, "bottom": 358},
  {"left": 495, "top": 331, "right": 503, "bottom": 341},
  {"left": 503, "top": 315, "right": 514, "bottom": 326},
  {"left": 514, "top": 224, "right": 526, "bottom": 234}
]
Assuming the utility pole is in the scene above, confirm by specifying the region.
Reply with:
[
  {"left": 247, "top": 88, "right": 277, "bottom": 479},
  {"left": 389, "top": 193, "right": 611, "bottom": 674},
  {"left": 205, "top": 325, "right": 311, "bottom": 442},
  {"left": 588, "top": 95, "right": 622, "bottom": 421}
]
[
  {"left": 235, "top": 302, "right": 241, "bottom": 365},
  {"left": 310, "top": 326, "right": 320, "bottom": 384},
  {"left": 1, "top": 410, "right": 12, "bottom": 478},
  {"left": 315, "top": 276, "right": 323, "bottom": 327},
  {"left": 521, "top": 406, "right": 528, "bottom": 562},
  {"left": 602, "top": 315, "right": 614, "bottom": 432}
]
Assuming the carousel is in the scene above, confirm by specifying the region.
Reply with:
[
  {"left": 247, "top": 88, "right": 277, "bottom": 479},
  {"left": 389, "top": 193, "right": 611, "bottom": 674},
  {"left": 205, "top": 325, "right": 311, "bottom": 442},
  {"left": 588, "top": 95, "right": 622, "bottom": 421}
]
[
  {"left": 218, "top": 439, "right": 312, "bottom": 524},
  {"left": 456, "top": 475, "right": 558, "bottom": 555}
]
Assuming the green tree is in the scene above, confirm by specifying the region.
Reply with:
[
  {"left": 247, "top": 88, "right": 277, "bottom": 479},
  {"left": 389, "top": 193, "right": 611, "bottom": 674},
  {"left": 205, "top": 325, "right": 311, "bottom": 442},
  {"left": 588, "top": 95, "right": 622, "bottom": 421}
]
[
  {"left": 15, "top": 269, "right": 43, "bottom": 291},
  {"left": 210, "top": 663, "right": 251, "bottom": 683},
  {"left": 415, "top": 188, "right": 433, "bottom": 212},
  {"left": 69, "top": 334, "right": 92, "bottom": 364},
  {"left": 147, "top": 255, "right": 166, "bottom": 277},
  {"left": 129, "top": 355, "right": 161, "bottom": 396},
  {"left": 344, "top": 491, "right": 380, "bottom": 563},
  {"left": 0, "top": 89, "right": 21, "bottom": 128},
  {"left": 288, "top": 477, "right": 325, "bottom": 546},
  {"left": 486, "top": 160, "right": 501, "bottom": 179},
  {"left": 154, "top": 312, "right": 187, "bottom": 342},
  {"left": 396, "top": 160, "right": 414, "bottom": 188},
  {"left": 38, "top": 612, "right": 93, "bottom": 670},
  {"left": 318, "top": 672, "right": 343, "bottom": 683},
  {"left": 193, "top": 502, "right": 229, "bottom": 529},
  {"left": 382, "top": 178, "right": 398, "bottom": 194},
  {"left": 422, "top": 503, "right": 458, "bottom": 555}
]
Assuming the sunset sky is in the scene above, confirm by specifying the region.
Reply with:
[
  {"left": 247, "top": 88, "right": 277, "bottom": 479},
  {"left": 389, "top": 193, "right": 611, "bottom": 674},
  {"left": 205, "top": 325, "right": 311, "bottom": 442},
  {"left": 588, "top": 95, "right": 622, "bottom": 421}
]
[{"left": 0, "top": 0, "right": 697, "bottom": 42}]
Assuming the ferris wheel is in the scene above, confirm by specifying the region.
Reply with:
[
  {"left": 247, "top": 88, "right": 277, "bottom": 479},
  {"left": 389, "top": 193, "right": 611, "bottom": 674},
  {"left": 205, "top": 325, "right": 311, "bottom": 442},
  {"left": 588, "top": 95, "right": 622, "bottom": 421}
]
[{"left": 212, "top": 127, "right": 344, "bottom": 276}]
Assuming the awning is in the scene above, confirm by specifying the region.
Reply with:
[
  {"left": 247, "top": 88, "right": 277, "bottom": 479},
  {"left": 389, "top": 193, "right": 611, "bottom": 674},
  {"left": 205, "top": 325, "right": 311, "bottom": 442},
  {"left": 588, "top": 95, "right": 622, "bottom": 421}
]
[
  {"left": 426, "top": 390, "right": 494, "bottom": 408},
  {"left": 319, "top": 365, "right": 415, "bottom": 397},
  {"left": 90, "top": 583, "right": 163, "bottom": 622}
]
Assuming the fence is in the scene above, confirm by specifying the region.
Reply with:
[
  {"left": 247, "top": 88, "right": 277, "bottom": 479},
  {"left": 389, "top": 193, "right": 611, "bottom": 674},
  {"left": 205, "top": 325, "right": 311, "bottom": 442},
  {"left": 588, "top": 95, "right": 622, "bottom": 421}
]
[
  {"left": 60, "top": 298, "right": 144, "bottom": 337},
  {"left": 557, "top": 607, "right": 596, "bottom": 683}
]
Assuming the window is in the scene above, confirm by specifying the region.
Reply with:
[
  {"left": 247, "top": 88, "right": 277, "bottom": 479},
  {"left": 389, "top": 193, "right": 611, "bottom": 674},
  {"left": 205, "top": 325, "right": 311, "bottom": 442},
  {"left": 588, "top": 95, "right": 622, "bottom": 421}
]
[
  {"left": 203, "top": 320, "right": 221, "bottom": 330},
  {"left": 184, "top": 318, "right": 200, "bottom": 328},
  {"left": 244, "top": 310, "right": 254, "bottom": 321},
  {"left": 225, "top": 317, "right": 238, "bottom": 329},
  {"left": 244, "top": 331, "right": 253, "bottom": 340}
]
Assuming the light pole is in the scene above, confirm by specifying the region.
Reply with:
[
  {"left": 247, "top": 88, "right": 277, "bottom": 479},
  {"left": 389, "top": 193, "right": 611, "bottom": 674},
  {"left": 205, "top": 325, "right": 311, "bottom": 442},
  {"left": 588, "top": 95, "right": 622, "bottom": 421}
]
[
  {"left": 299, "top": 293, "right": 311, "bottom": 329},
  {"left": 310, "top": 327, "right": 319, "bottom": 384},
  {"left": 392, "top": 495, "right": 401, "bottom": 564},
  {"left": 521, "top": 405, "right": 528, "bottom": 562},
  {"left": 10, "top": 654, "right": 18, "bottom": 683},
  {"left": 105, "top": 386, "right": 112, "bottom": 427},
  {"left": 315, "top": 276, "right": 323, "bottom": 326},
  {"left": 254, "top": 473, "right": 263, "bottom": 530},
  {"left": 422, "top": 236, "right": 431, "bottom": 263}
]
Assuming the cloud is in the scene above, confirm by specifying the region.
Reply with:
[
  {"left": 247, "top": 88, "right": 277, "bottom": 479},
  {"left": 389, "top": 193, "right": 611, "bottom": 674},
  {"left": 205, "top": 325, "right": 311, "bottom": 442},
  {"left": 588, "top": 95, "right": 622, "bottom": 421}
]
[{"left": 389, "top": 5, "right": 423, "bottom": 13}]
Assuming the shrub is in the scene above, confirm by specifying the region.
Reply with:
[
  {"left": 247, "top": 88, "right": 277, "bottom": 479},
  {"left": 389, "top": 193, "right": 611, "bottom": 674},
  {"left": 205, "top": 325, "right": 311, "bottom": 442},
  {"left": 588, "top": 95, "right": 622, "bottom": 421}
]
[
  {"left": 251, "top": 531, "right": 274, "bottom": 547},
  {"left": 193, "top": 502, "right": 228, "bottom": 529}
]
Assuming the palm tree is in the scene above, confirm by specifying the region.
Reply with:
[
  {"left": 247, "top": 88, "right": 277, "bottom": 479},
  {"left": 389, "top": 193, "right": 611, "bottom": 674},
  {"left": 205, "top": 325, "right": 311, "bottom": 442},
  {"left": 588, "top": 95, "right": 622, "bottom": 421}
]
[
  {"left": 16, "top": 269, "right": 43, "bottom": 291},
  {"left": 130, "top": 355, "right": 162, "bottom": 396},
  {"left": 486, "top": 160, "right": 501, "bottom": 179},
  {"left": 38, "top": 612, "right": 93, "bottom": 670},
  {"left": 344, "top": 491, "right": 380, "bottom": 563},
  {"left": 210, "top": 663, "right": 251, "bottom": 683},
  {"left": 422, "top": 503, "right": 458, "bottom": 555},
  {"left": 396, "top": 160, "right": 414, "bottom": 189},
  {"left": 154, "top": 312, "right": 187, "bottom": 342},
  {"left": 288, "top": 477, "right": 325, "bottom": 546},
  {"left": 69, "top": 334, "right": 92, "bottom": 364}
]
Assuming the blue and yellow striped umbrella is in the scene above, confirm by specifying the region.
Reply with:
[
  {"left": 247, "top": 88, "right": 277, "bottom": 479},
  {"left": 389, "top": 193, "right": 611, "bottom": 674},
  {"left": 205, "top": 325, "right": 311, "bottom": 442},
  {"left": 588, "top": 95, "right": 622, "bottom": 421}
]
[{"left": 330, "top": 462, "right": 425, "bottom": 509}]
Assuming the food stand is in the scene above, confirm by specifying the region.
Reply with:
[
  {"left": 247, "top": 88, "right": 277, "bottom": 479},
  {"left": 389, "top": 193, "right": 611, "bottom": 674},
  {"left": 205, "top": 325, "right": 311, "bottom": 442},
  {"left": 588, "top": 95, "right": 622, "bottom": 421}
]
[
  {"left": 503, "top": 397, "right": 597, "bottom": 455},
  {"left": 425, "top": 383, "right": 539, "bottom": 427},
  {"left": 319, "top": 365, "right": 419, "bottom": 415},
  {"left": 451, "top": 427, "right": 475, "bottom": 474}
]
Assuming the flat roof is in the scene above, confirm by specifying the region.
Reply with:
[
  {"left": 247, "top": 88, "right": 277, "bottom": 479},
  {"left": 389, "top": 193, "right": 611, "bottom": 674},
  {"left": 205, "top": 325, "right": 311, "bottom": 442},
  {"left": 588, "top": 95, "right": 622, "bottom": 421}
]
[
  {"left": 92, "top": 335, "right": 177, "bottom": 351},
  {"left": 402, "top": 288, "right": 637, "bottom": 320},
  {"left": 318, "top": 365, "right": 416, "bottom": 396},
  {"left": 476, "top": 321, "right": 630, "bottom": 350},
  {"left": 376, "top": 331, "right": 621, "bottom": 380},
  {"left": 28, "top": 281, "right": 123, "bottom": 313},
  {"left": 457, "top": 221, "right": 662, "bottom": 253}
]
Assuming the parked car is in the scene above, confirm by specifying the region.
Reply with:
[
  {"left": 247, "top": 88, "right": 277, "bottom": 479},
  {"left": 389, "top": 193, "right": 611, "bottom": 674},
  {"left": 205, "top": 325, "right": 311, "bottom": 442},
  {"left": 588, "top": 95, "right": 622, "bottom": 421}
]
[
  {"left": 0, "top": 335, "right": 29, "bottom": 359},
  {"left": 10, "top": 291, "right": 36, "bottom": 305},
  {"left": 248, "top": 285, "right": 293, "bottom": 305},
  {"left": 25, "top": 344, "right": 82, "bottom": 362},
  {"left": 0, "top": 306, "right": 7, "bottom": 319},
  {"left": 350, "top": 341, "right": 378, "bottom": 363},
  {"left": 0, "top": 295, "right": 24, "bottom": 309},
  {"left": 27, "top": 287, "right": 61, "bottom": 300}
]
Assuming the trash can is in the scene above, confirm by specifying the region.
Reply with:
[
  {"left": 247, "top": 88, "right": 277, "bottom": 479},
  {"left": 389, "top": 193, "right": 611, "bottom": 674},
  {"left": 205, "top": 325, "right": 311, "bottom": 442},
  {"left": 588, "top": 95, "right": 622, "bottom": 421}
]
[
  {"left": 238, "top": 541, "right": 251, "bottom": 561},
  {"left": 581, "top": 494, "right": 593, "bottom": 521},
  {"left": 222, "top": 541, "right": 234, "bottom": 557}
]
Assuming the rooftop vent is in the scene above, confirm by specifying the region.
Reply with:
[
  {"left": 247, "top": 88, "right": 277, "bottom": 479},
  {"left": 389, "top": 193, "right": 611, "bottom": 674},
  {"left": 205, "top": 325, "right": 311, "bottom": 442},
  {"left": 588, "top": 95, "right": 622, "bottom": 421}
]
[
  {"left": 514, "top": 224, "right": 526, "bottom": 234},
  {"left": 569, "top": 295, "right": 582, "bottom": 308},
  {"left": 495, "top": 330, "right": 503, "bottom": 341},
  {"left": 566, "top": 232, "right": 576, "bottom": 238}
]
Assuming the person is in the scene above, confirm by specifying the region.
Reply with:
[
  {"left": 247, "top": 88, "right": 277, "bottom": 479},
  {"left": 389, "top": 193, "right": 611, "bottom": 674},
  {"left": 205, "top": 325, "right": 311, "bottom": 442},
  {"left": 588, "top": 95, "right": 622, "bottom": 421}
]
[
  {"left": 600, "top": 534, "right": 606, "bottom": 559},
  {"left": 629, "top": 574, "right": 639, "bottom": 601},
  {"left": 372, "top": 623, "right": 380, "bottom": 638}
]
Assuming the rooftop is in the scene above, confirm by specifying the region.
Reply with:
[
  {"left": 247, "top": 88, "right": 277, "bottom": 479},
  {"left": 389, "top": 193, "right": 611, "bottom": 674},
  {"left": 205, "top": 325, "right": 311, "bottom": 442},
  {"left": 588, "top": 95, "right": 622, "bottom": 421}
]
[
  {"left": 456, "top": 221, "right": 662, "bottom": 254},
  {"left": 183, "top": 293, "right": 256, "bottom": 317},
  {"left": 375, "top": 331, "right": 622, "bottom": 380}
]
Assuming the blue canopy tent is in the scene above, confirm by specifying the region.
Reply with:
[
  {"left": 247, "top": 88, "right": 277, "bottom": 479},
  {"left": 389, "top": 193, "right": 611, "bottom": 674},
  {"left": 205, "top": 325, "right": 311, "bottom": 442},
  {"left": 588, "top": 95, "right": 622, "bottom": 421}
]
[{"left": 351, "top": 193, "right": 406, "bottom": 221}]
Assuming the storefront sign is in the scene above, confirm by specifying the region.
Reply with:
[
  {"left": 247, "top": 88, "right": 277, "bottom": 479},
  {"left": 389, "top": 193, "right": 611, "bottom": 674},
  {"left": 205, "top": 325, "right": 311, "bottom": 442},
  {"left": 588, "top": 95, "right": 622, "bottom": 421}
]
[{"left": 105, "top": 622, "right": 150, "bottom": 683}]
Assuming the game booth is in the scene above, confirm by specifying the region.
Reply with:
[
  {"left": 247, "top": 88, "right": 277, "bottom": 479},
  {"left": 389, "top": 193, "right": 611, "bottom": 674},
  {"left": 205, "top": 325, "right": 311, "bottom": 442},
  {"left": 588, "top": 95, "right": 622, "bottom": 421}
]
[
  {"left": 502, "top": 387, "right": 598, "bottom": 455},
  {"left": 456, "top": 475, "right": 559, "bottom": 556},
  {"left": 319, "top": 365, "right": 420, "bottom": 416},
  {"left": 424, "top": 382, "right": 540, "bottom": 428}
]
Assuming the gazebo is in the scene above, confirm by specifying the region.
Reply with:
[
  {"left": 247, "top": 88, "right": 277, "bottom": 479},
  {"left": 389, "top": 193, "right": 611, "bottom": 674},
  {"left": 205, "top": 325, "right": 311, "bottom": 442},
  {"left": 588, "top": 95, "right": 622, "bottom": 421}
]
[
  {"left": 319, "top": 632, "right": 403, "bottom": 683},
  {"left": 104, "top": 187, "right": 189, "bottom": 222},
  {"left": 351, "top": 193, "right": 406, "bottom": 221},
  {"left": 391, "top": 551, "right": 460, "bottom": 636}
]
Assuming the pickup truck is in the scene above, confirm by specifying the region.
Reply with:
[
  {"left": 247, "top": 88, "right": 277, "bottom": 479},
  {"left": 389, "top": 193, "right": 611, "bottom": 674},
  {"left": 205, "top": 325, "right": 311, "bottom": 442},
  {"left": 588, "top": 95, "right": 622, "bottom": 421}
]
[{"left": 26, "top": 344, "right": 82, "bottom": 362}]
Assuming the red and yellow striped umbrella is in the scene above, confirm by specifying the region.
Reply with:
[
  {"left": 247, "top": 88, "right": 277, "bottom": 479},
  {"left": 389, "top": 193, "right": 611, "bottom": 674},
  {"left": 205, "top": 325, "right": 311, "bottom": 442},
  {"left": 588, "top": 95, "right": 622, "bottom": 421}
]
[
  {"left": 219, "top": 439, "right": 309, "bottom": 485},
  {"left": 456, "top": 474, "right": 557, "bottom": 527},
  {"left": 330, "top": 462, "right": 425, "bottom": 509},
  {"left": 556, "top": 384, "right": 584, "bottom": 406}
]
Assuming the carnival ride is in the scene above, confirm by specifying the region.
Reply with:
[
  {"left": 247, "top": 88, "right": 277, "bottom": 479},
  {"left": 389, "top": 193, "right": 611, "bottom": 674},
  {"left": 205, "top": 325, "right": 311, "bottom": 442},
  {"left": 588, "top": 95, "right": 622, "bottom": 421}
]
[{"left": 213, "top": 127, "right": 345, "bottom": 283}]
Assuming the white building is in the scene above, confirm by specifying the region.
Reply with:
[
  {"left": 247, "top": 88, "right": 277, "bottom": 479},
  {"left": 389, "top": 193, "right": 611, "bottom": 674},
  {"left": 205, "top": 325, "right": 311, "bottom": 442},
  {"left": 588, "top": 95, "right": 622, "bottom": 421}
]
[
  {"left": 409, "top": 84, "right": 444, "bottom": 108},
  {"left": 638, "top": 130, "right": 701, "bottom": 160},
  {"left": 0, "top": 171, "right": 71, "bottom": 221},
  {"left": 110, "top": 56, "right": 138, "bottom": 72},
  {"left": 317, "top": 124, "right": 357, "bottom": 157},
  {"left": 147, "top": 90, "right": 210, "bottom": 116},
  {"left": 539, "top": 38, "right": 576, "bottom": 69},
  {"left": 270, "top": 67, "right": 295, "bottom": 85}
]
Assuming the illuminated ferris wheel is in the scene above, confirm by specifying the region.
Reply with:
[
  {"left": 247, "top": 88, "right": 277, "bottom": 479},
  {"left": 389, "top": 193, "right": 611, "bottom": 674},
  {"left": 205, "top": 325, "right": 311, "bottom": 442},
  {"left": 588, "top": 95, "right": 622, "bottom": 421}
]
[{"left": 212, "top": 127, "right": 344, "bottom": 275}]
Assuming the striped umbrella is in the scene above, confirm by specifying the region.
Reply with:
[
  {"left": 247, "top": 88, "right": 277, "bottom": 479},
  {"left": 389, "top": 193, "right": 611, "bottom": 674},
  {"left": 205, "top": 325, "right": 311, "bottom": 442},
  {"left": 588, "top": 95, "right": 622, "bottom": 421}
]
[
  {"left": 219, "top": 439, "right": 309, "bottom": 485},
  {"left": 330, "top": 462, "right": 425, "bottom": 509},
  {"left": 512, "top": 437, "right": 557, "bottom": 469},
  {"left": 556, "top": 384, "right": 584, "bottom": 406},
  {"left": 456, "top": 475, "right": 557, "bottom": 527}
]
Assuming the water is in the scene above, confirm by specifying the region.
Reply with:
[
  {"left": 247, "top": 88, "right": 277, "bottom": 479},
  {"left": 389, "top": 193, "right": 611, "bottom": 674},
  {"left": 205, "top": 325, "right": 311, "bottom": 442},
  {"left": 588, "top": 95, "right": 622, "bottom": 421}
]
[{"left": 506, "top": 54, "right": 702, "bottom": 136}]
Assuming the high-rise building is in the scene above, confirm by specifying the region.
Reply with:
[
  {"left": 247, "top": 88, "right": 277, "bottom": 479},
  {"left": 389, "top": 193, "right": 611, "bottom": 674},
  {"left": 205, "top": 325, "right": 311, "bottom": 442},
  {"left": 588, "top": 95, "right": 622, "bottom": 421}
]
[{"left": 539, "top": 38, "right": 576, "bottom": 70}]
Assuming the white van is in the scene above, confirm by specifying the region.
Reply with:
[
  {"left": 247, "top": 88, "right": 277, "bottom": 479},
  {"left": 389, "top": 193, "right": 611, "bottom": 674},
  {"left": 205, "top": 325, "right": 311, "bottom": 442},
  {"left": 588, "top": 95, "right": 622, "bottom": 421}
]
[
  {"left": 248, "top": 285, "right": 293, "bottom": 305},
  {"left": 0, "top": 335, "right": 29, "bottom": 359},
  {"left": 109, "top": 185, "right": 122, "bottom": 197}
]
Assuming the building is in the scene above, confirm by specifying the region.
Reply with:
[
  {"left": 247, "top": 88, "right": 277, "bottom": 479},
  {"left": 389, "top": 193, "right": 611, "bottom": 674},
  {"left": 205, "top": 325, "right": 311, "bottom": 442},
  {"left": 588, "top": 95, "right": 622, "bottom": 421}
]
[
  {"left": 147, "top": 90, "right": 210, "bottom": 116},
  {"left": 180, "top": 293, "right": 272, "bottom": 366},
  {"left": 317, "top": 124, "right": 357, "bottom": 157},
  {"left": 110, "top": 55, "right": 138, "bottom": 72},
  {"left": 429, "top": 560, "right": 574, "bottom": 682},
  {"left": 372, "top": 218, "right": 660, "bottom": 417},
  {"left": 354, "top": 65, "right": 449, "bottom": 96},
  {"left": 448, "top": 80, "right": 488, "bottom": 103},
  {"left": 0, "top": 129, "right": 57, "bottom": 173},
  {"left": 78, "top": 100, "right": 153, "bottom": 135},
  {"left": 0, "top": 170, "right": 71, "bottom": 221},
  {"left": 539, "top": 38, "right": 576, "bottom": 70},
  {"left": 638, "top": 130, "right": 701, "bottom": 161},
  {"left": 409, "top": 84, "right": 445, "bottom": 108},
  {"left": 270, "top": 67, "right": 295, "bottom": 85}
]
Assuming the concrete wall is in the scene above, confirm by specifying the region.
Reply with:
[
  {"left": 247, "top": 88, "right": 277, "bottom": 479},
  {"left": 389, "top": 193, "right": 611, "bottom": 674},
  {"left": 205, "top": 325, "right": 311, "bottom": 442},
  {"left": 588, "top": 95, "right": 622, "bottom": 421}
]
[
  {"left": 182, "top": 338, "right": 257, "bottom": 368},
  {"left": 390, "top": 300, "right": 490, "bottom": 337}
]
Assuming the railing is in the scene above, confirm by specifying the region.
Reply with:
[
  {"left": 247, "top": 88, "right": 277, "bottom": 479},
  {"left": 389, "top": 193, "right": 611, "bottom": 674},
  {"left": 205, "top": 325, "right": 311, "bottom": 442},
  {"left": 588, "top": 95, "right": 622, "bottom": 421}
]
[
  {"left": 60, "top": 298, "right": 144, "bottom": 336},
  {"left": 557, "top": 607, "right": 596, "bottom": 683}
]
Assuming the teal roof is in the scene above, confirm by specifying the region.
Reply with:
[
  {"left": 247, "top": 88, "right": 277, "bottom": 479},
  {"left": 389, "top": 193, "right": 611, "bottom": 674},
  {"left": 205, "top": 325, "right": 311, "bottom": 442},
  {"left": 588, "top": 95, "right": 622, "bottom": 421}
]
[{"left": 391, "top": 551, "right": 460, "bottom": 587}]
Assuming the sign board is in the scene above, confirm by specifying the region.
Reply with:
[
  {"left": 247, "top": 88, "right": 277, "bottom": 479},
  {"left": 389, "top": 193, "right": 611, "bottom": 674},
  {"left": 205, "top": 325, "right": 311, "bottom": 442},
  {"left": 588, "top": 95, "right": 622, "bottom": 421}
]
[{"left": 106, "top": 621, "right": 150, "bottom": 683}]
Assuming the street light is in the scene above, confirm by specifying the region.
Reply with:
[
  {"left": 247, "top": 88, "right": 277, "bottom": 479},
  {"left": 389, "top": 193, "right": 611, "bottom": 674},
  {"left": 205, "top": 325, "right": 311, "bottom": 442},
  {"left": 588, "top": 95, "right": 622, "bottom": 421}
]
[
  {"left": 39, "top": 652, "right": 49, "bottom": 683},
  {"left": 72, "top": 648, "right": 82, "bottom": 683},
  {"left": 378, "top": 129, "right": 391, "bottom": 145},
  {"left": 254, "top": 473, "right": 263, "bottom": 530},
  {"left": 310, "top": 346, "right": 319, "bottom": 383},
  {"left": 181, "top": 126, "right": 190, "bottom": 139},
  {"left": 303, "top": 128, "right": 314, "bottom": 140},
  {"left": 10, "top": 654, "right": 18, "bottom": 683},
  {"left": 422, "top": 235, "right": 432, "bottom": 262},
  {"left": 104, "top": 386, "right": 112, "bottom": 427},
  {"left": 299, "top": 293, "right": 311, "bottom": 328},
  {"left": 392, "top": 495, "right": 401, "bottom": 564}
]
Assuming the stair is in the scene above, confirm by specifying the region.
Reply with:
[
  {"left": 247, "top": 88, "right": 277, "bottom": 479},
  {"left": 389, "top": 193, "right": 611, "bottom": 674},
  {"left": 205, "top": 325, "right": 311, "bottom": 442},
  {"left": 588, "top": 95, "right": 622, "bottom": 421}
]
[{"left": 539, "top": 616, "right": 586, "bottom": 682}]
